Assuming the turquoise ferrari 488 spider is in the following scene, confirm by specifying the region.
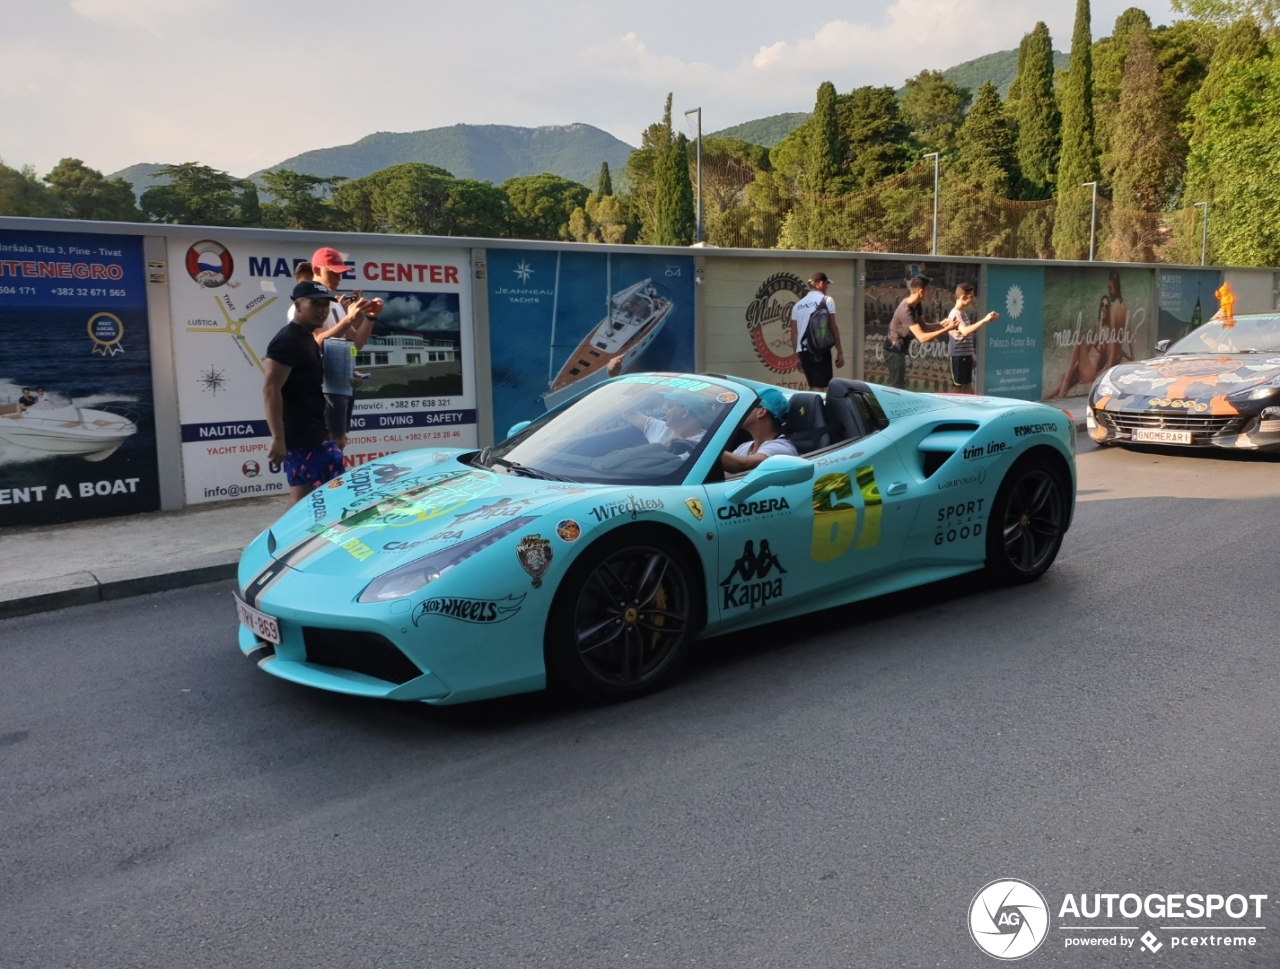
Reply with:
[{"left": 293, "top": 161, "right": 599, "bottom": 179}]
[{"left": 236, "top": 374, "right": 1076, "bottom": 704}]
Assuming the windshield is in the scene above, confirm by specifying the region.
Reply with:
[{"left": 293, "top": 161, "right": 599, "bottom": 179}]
[
  {"left": 1169, "top": 316, "right": 1280, "bottom": 354},
  {"left": 480, "top": 375, "right": 739, "bottom": 485}
]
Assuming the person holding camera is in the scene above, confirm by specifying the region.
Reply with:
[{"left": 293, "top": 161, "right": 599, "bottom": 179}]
[{"left": 790, "top": 271, "right": 843, "bottom": 391}]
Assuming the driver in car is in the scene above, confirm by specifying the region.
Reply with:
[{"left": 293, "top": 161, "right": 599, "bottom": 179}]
[{"left": 620, "top": 389, "right": 712, "bottom": 448}]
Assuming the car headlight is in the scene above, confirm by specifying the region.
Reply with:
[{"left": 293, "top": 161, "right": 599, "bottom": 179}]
[
  {"left": 1229, "top": 378, "right": 1280, "bottom": 401},
  {"left": 357, "top": 516, "right": 537, "bottom": 603},
  {"left": 1093, "top": 373, "right": 1120, "bottom": 398}
]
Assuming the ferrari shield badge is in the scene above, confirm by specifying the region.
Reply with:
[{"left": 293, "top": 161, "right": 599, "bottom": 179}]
[
  {"left": 685, "top": 498, "right": 704, "bottom": 521},
  {"left": 516, "top": 535, "right": 553, "bottom": 588}
]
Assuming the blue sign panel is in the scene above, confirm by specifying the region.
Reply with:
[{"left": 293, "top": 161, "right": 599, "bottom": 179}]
[
  {"left": 1158, "top": 268, "right": 1220, "bottom": 345},
  {"left": 983, "top": 265, "right": 1044, "bottom": 400},
  {"left": 0, "top": 230, "right": 159, "bottom": 525},
  {"left": 487, "top": 250, "right": 696, "bottom": 440}
]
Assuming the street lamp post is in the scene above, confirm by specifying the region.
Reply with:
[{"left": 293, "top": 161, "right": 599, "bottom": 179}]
[
  {"left": 1193, "top": 201, "right": 1209, "bottom": 266},
  {"left": 1083, "top": 181, "right": 1099, "bottom": 261},
  {"left": 684, "top": 107, "right": 703, "bottom": 244},
  {"left": 924, "top": 152, "right": 940, "bottom": 256}
]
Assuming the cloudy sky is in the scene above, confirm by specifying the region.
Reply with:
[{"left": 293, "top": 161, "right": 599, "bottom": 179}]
[{"left": 1, "top": 0, "right": 1176, "bottom": 178}]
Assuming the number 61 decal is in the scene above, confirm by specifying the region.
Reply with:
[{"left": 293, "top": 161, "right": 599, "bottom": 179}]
[{"left": 810, "top": 466, "right": 882, "bottom": 562}]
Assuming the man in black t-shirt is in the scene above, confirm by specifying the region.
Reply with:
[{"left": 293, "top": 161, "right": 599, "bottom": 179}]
[{"left": 264, "top": 280, "right": 349, "bottom": 505}]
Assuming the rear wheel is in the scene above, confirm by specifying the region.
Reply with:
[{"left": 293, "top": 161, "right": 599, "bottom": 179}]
[
  {"left": 545, "top": 527, "right": 703, "bottom": 702},
  {"left": 985, "top": 456, "right": 1069, "bottom": 584}
]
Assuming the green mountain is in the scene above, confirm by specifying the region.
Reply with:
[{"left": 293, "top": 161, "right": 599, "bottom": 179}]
[
  {"left": 108, "top": 163, "right": 171, "bottom": 198},
  {"left": 708, "top": 112, "right": 810, "bottom": 147},
  {"left": 942, "top": 47, "right": 1068, "bottom": 98},
  {"left": 254, "top": 123, "right": 633, "bottom": 187}
]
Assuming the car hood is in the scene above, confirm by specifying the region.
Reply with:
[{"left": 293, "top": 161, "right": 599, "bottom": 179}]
[
  {"left": 1095, "top": 353, "right": 1280, "bottom": 410},
  {"left": 265, "top": 449, "right": 598, "bottom": 580}
]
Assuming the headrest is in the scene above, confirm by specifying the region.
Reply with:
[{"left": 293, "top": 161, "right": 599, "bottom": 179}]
[{"left": 787, "top": 392, "right": 825, "bottom": 431}]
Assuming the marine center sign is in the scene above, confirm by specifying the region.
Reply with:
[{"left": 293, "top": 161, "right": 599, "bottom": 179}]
[{"left": 167, "top": 232, "right": 476, "bottom": 504}]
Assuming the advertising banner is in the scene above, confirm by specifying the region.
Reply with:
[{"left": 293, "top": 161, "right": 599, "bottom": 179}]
[
  {"left": 1157, "top": 269, "right": 1220, "bottom": 345},
  {"left": 0, "top": 229, "right": 158, "bottom": 526},
  {"left": 487, "top": 249, "right": 694, "bottom": 440},
  {"left": 864, "top": 260, "right": 980, "bottom": 392},
  {"left": 983, "top": 265, "right": 1044, "bottom": 400},
  {"left": 1042, "top": 267, "right": 1154, "bottom": 399},
  {"left": 701, "top": 257, "right": 853, "bottom": 391},
  {"left": 167, "top": 235, "right": 475, "bottom": 504}
]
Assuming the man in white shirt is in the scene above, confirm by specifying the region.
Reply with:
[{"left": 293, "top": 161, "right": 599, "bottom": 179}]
[
  {"left": 722, "top": 386, "right": 798, "bottom": 474},
  {"left": 622, "top": 390, "right": 710, "bottom": 447},
  {"left": 790, "top": 271, "right": 844, "bottom": 391}
]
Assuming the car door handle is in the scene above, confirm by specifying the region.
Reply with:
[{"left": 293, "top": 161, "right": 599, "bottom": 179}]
[{"left": 885, "top": 481, "right": 907, "bottom": 496}]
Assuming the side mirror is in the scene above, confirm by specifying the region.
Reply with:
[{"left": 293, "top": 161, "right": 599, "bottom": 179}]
[
  {"left": 727, "top": 454, "right": 814, "bottom": 504},
  {"left": 506, "top": 420, "right": 532, "bottom": 439},
  {"left": 1154, "top": 340, "right": 1171, "bottom": 354}
]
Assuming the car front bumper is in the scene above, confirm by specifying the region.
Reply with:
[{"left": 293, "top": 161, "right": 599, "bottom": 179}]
[{"left": 1087, "top": 405, "right": 1280, "bottom": 450}]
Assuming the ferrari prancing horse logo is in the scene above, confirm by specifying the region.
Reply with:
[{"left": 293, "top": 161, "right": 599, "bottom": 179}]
[{"left": 685, "top": 498, "right": 704, "bottom": 521}]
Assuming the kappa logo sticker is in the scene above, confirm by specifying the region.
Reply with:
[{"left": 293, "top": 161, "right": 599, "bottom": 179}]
[
  {"left": 720, "top": 539, "right": 787, "bottom": 610},
  {"left": 452, "top": 496, "right": 535, "bottom": 524},
  {"left": 684, "top": 498, "right": 704, "bottom": 521},
  {"left": 412, "top": 594, "right": 526, "bottom": 626}
]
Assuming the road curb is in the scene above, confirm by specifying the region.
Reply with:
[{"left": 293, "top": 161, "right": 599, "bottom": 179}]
[{"left": 0, "top": 559, "right": 239, "bottom": 621}]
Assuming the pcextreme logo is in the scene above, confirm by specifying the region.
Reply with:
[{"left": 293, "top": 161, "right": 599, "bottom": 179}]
[{"left": 969, "top": 879, "right": 1050, "bottom": 960}]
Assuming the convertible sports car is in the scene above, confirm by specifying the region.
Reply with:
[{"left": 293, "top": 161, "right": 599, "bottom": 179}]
[
  {"left": 236, "top": 374, "right": 1077, "bottom": 704},
  {"left": 1088, "top": 313, "right": 1280, "bottom": 451}
]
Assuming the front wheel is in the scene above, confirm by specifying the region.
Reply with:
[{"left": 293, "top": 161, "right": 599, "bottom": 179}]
[
  {"left": 545, "top": 527, "right": 704, "bottom": 702},
  {"left": 985, "top": 456, "right": 1069, "bottom": 584}
]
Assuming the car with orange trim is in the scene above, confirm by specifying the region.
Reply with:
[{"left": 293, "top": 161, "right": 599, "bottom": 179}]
[{"left": 1087, "top": 313, "right": 1280, "bottom": 451}]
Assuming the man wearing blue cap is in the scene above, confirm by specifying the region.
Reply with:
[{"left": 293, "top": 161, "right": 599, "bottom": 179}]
[{"left": 721, "top": 386, "right": 797, "bottom": 474}]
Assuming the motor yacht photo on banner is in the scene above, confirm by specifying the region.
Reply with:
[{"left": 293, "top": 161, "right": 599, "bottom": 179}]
[
  {"left": 864, "top": 260, "right": 980, "bottom": 392},
  {"left": 1042, "top": 266, "right": 1155, "bottom": 399},
  {"left": 486, "top": 249, "right": 694, "bottom": 440},
  {"left": 700, "top": 256, "right": 852, "bottom": 390},
  {"left": 983, "top": 265, "right": 1044, "bottom": 400},
  {"left": 167, "top": 233, "right": 475, "bottom": 504},
  {"left": 0, "top": 229, "right": 158, "bottom": 526}
]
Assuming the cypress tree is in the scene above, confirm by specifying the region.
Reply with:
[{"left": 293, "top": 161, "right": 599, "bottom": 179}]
[
  {"left": 598, "top": 162, "right": 613, "bottom": 197},
  {"left": 1092, "top": 7, "right": 1154, "bottom": 175},
  {"left": 1053, "top": 0, "right": 1101, "bottom": 260},
  {"left": 1008, "top": 23, "right": 1061, "bottom": 200},
  {"left": 807, "top": 81, "right": 842, "bottom": 195},
  {"left": 653, "top": 132, "right": 696, "bottom": 246},
  {"left": 942, "top": 83, "right": 1020, "bottom": 255},
  {"left": 1107, "top": 29, "right": 1181, "bottom": 260}
]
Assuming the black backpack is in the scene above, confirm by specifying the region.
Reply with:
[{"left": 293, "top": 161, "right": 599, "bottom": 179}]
[{"left": 802, "top": 298, "right": 836, "bottom": 352}]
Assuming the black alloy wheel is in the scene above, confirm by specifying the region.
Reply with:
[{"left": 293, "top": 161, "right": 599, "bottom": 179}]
[
  {"left": 985, "top": 457, "right": 1069, "bottom": 584},
  {"left": 546, "top": 529, "right": 701, "bottom": 701}
]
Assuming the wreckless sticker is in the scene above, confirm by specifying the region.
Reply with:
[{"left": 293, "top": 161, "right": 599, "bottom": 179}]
[
  {"left": 720, "top": 539, "right": 787, "bottom": 610},
  {"left": 516, "top": 535, "right": 553, "bottom": 588},
  {"left": 412, "top": 594, "right": 526, "bottom": 625}
]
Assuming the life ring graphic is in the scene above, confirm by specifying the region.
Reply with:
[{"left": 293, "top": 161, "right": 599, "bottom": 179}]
[{"left": 186, "top": 240, "right": 234, "bottom": 288}]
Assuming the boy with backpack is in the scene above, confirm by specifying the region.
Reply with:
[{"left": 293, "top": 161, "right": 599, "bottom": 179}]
[{"left": 790, "top": 271, "right": 844, "bottom": 391}]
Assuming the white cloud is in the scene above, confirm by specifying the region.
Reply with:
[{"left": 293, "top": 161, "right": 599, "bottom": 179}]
[{"left": 69, "top": 0, "right": 214, "bottom": 34}]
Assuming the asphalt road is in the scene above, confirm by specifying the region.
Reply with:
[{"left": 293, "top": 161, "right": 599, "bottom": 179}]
[{"left": 2, "top": 440, "right": 1279, "bottom": 968}]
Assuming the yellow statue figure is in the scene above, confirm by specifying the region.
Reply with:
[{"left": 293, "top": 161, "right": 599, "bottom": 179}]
[{"left": 1215, "top": 281, "right": 1235, "bottom": 327}]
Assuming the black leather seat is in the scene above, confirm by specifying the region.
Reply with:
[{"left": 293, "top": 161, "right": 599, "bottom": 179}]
[
  {"left": 785, "top": 392, "right": 830, "bottom": 454},
  {"left": 824, "top": 379, "right": 890, "bottom": 443}
]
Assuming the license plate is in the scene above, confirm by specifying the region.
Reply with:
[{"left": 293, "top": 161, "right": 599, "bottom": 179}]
[
  {"left": 1133, "top": 428, "right": 1192, "bottom": 444},
  {"left": 235, "top": 595, "right": 281, "bottom": 644}
]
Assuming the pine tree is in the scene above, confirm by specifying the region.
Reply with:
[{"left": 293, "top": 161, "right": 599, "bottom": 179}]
[
  {"left": 901, "top": 70, "right": 972, "bottom": 155},
  {"left": 807, "top": 81, "right": 842, "bottom": 195},
  {"left": 1053, "top": 0, "right": 1102, "bottom": 259},
  {"left": 652, "top": 132, "right": 696, "bottom": 246},
  {"left": 1008, "top": 23, "right": 1062, "bottom": 200},
  {"left": 627, "top": 93, "right": 676, "bottom": 243},
  {"left": 1107, "top": 29, "right": 1182, "bottom": 260},
  {"left": 840, "top": 86, "right": 912, "bottom": 190},
  {"left": 598, "top": 162, "right": 613, "bottom": 197},
  {"left": 941, "top": 83, "right": 1020, "bottom": 255}
]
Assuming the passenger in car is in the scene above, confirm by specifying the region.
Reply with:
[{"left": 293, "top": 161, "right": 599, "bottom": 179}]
[
  {"left": 620, "top": 389, "right": 711, "bottom": 446},
  {"left": 721, "top": 387, "right": 798, "bottom": 473}
]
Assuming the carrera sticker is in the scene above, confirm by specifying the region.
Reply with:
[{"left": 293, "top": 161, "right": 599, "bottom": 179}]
[
  {"left": 516, "top": 535, "right": 553, "bottom": 588},
  {"left": 684, "top": 498, "right": 705, "bottom": 521},
  {"left": 588, "top": 495, "right": 664, "bottom": 523},
  {"left": 720, "top": 539, "right": 787, "bottom": 610},
  {"left": 717, "top": 496, "right": 790, "bottom": 522},
  {"left": 412, "top": 593, "right": 526, "bottom": 625},
  {"left": 716, "top": 391, "right": 739, "bottom": 404},
  {"left": 556, "top": 519, "right": 581, "bottom": 542}
]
